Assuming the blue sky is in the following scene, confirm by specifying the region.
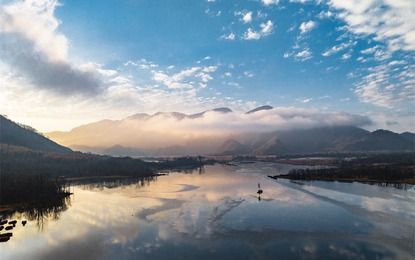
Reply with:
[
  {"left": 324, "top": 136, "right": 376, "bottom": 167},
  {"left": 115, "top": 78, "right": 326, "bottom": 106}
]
[{"left": 0, "top": 0, "right": 414, "bottom": 132}]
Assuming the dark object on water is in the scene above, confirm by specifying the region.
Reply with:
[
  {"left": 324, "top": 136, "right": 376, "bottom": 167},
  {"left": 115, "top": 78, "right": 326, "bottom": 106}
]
[
  {"left": 0, "top": 220, "right": 7, "bottom": 225},
  {"left": 0, "top": 226, "right": 3, "bottom": 231},
  {"left": 0, "top": 236, "right": 10, "bottom": 243},
  {"left": 8, "top": 220, "right": 17, "bottom": 225},
  {"left": 5, "top": 226, "right": 14, "bottom": 231},
  {"left": 0, "top": 232, "right": 13, "bottom": 243},
  {"left": 257, "top": 182, "right": 263, "bottom": 195},
  {"left": 22, "top": 220, "right": 27, "bottom": 226}
]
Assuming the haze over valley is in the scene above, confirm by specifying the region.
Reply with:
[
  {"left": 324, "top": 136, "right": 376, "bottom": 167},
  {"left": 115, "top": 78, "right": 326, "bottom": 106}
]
[{"left": 46, "top": 106, "right": 413, "bottom": 156}]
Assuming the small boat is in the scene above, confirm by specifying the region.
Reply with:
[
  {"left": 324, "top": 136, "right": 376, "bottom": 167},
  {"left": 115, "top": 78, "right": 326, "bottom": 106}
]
[{"left": 257, "top": 183, "right": 263, "bottom": 195}]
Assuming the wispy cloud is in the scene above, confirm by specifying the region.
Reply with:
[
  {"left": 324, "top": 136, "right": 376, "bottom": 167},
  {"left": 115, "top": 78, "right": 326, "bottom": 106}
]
[
  {"left": 152, "top": 66, "right": 218, "bottom": 89},
  {"left": 317, "top": 10, "right": 333, "bottom": 19},
  {"left": 290, "top": 0, "right": 312, "bottom": 3},
  {"left": 261, "top": 0, "right": 280, "bottom": 5},
  {"left": 243, "top": 20, "right": 274, "bottom": 40},
  {"left": 354, "top": 63, "right": 415, "bottom": 108},
  {"left": 322, "top": 41, "right": 355, "bottom": 57},
  {"left": 329, "top": 0, "right": 415, "bottom": 52},
  {"left": 124, "top": 59, "right": 159, "bottom": 70},
  {"left": 295, "top": 48, "right": 313, "bottom": 61},
  {"left": 296, "top": 97, "right": 312, "bottom": 103},
  {"left": 299, "top": 20, "right": 316, "bottom": 34},
  {"left": 220, "top": 32, "right": 235, "bottom": 40}
]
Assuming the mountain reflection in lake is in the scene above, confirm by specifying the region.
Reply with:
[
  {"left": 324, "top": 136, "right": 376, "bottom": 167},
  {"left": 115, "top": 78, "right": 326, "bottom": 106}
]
[{"left": 0, "top": 163, "right": 414, "bottom": 260}]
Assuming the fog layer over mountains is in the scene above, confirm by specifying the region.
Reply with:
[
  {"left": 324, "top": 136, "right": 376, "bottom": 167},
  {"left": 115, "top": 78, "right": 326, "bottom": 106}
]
[{"left": 46, "top": 106, "right": 413, "bottom": 156}]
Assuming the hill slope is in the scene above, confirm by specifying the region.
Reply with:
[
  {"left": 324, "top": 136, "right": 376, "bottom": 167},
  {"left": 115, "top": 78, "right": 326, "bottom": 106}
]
[{"left": 0, "top": 115, "right": 72, "bottom": 153}]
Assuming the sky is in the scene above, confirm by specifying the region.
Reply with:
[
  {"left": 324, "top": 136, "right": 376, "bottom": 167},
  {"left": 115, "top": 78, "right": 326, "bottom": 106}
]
[{"left": 0, "top": 0, "right": 414, "bottom": 133}]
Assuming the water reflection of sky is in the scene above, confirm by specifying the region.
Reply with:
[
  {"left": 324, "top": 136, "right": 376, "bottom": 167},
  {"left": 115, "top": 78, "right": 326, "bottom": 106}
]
[{"left": 1, "top": 163, "right": 414, "bottom": 259}]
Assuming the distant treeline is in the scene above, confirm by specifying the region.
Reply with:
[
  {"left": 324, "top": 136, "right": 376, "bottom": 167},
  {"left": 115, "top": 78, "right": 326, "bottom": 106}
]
[
  {"left": 0, "top": 144, "right": 154, "bottom": 178},
  {"left": 149, "top": 156, "right": 215, "bottom": 170},
  {"left": 272, "top": 152, "right": 415, "bottom": 184}
]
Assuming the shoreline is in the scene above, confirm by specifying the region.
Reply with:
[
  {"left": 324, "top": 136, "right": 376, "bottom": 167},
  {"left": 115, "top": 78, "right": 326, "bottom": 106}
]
[
  {"left": 0, "top": 191, "right": 72, "bottom": 214},
  {"left": 268, "top": 175, "right": 415, "bottom": 185}
]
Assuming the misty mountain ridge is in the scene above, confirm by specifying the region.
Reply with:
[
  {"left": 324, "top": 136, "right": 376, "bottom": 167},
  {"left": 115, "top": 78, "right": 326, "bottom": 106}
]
[
  {"left": 124, "top": 107, "right": 234, "bottom": 121},
  {"left": 215, "top": 126, "right": 414, "bottom": 156},
  {"left": 246, "top": 105, "right": 273, "bottom": 114},
  {"left": 44, "top": 106, "right": 414, "bottom": 156}
]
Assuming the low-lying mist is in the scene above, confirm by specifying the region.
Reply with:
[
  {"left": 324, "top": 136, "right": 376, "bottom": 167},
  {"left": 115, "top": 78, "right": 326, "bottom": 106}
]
[{"left": 47, "top": 107, "right": 372, "bottom": 155}]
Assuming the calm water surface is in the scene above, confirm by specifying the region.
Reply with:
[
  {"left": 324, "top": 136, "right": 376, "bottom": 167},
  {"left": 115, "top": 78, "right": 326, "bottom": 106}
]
[{"left": 1, "top": 163, "right": 414, "bottom": 259}]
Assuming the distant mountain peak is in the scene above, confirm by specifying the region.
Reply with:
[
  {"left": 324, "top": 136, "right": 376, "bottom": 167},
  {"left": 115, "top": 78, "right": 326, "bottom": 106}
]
[
  {"left": 125, "top": 113, "right": 150, "bottom": 120},
  {"left": 152, "top": 112, "right": 186, "bottom": 120},
  {"left": 246, "top": 105, "right": 273, "bottom": 114},
  {"left": 214, "top": 139, "right": 250, "bottom": 156},
  {"left": 212, "top": 107, "right": 233, "bottom": 113},
  {"left": 189, "top": 107, "right": 233, "bottom": 119}
]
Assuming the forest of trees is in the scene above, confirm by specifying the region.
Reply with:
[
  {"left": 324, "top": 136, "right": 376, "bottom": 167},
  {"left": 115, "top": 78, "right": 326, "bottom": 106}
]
[
  {"left": 0, "top": 144, "right": 211, "bottom": 206},
  {"left": 271, "top": 152, "right": 415, "bottom": 184}
]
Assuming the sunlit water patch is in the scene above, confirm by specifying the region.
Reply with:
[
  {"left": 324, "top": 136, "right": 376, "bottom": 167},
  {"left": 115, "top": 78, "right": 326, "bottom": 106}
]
[{"left": 1, "top": 163, "right": 414, "bottom": 259}]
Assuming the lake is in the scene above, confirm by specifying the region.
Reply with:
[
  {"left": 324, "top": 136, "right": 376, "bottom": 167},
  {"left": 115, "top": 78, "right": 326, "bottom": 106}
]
[{"left": 1, "top": 163, "right": 414, "bottom": 259}]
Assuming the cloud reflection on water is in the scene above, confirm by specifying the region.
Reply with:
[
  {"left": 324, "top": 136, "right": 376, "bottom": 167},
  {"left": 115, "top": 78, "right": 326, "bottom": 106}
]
[{"left": 1, "top": 163, "right": 414, "bottom": 260}]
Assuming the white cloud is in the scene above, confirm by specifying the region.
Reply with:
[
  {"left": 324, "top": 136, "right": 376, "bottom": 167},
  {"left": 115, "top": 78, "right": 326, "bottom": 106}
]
[
  {"left": 243, "top": 20, "right": 274, "bottom": 40},
  {"left": 244, "top": 28, "right": 261, "bottom": 40},
  {"left": 260, "top": 20, "right": 274, "bottom": 34},
  {"left": 322, "top": 41, "right": 355, "bottom": 56},
  {"left": 329, "top": 0, "right": 415, "bottom": 52},
  {"left": 124, "top": 59, "right": 158, "bottom": 70},
  {"left": 354, "top": 63, "right": 415, "bottom": 108},
  {"left": 296, "top": 98, "right": 312, "bottom": 103},
  {"left": 243, "top": 11, "right": 253, "bottom": 23},
  {"left": 317, "top": 10, "right": 333, "bottom": 19},
  {"left": 319, "top": 95, "right": 331, "bottom": 99},
  {"left": 360, "top": 46, "right": 378, "bottom": 54},
  {"left": 290, "top": 0, "right": 312, "bottom": 3},
  {"left": 0, "top": 0, "right": 67, "bottom": 61},
  {"left": 152, "top": 66, "right": 217, "bottom": 89},
  {"left": 262, "top": 0, "right": 280, "bottom": 5},
  {"left": 0, "top": 0, "right": 104, "bottom": 96},
  {"left": 341, "top": 52, "right": 352, "bottom": 60},
  {"left": 299, "top": 20, "right": 316, "bottom": 34},
  {"left": 244, "top": 71, "right": 254, "bottom": 78},
  {"left": 202, "top": 66, "right": 217, "bottom": 73},
  {"left": 295, "top": 49, "right": 313, "bottom": 61},
  {"left": 220, "top": 32, "right": 235, "bottom": 40},
  {"left": 388, "top": 60, "right": 407, "bottom": 66},
  {"left": 360, "top": 45, "right": 392, "bottom": 61}
]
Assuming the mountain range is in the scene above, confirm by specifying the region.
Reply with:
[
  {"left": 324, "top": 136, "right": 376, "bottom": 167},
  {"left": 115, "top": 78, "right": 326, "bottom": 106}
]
[
  {"left": 215, "top": 127, "right": 414, "bottom": 156},
  {"left": 44, "top": 107, "right": 414, "bottom": 156}
]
